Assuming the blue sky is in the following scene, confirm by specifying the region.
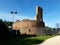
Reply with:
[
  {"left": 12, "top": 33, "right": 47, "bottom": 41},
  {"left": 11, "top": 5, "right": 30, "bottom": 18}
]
[{"left": 0, "top": 0, "right": 60, "bottom": 28}]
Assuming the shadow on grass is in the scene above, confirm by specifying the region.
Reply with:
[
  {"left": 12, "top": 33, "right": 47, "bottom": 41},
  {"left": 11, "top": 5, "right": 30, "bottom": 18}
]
[
  {"left": 21, "top": 39, "right": 43, "bottom": 45},
  {"left": 0, "top": 36, "right": 44, "bottom": 45}
]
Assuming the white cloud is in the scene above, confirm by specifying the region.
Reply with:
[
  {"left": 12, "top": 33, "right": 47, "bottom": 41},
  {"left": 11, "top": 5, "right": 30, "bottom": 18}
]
[
  {"left": 0, "top": 13, "right": 33, "bottom": 21},
  {"left": 14, "top": 14, "right": 33, "bottom": 21}
]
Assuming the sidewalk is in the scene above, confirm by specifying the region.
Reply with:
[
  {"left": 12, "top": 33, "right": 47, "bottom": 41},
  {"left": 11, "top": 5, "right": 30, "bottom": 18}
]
[{"left": 38, "top": 36, "right": 60, "bottom": 45}]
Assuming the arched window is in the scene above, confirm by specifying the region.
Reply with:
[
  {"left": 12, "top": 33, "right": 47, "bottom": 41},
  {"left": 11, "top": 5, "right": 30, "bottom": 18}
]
[{"left": 29, "top": 29, "right": 31, "bottom": 32}]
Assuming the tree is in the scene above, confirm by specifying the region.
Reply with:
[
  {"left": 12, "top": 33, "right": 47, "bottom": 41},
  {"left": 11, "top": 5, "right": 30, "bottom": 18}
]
[
  {"left": 0, "top": 19, "right": 11, "bottom": 37},
  {"left": 4, "top": 20, "right": 13, "bottom": 27},
  {"left": 55, "top": 23, "right": 60, "bottom": 34},
  {"left": 56, "top": 23, "right": 60, "bottom": 28}
]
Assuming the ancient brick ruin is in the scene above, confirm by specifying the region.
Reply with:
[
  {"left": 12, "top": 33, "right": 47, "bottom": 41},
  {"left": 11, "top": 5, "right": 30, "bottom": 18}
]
[{"left": 12, "top": 6, "right": 45, "bottom": 35}]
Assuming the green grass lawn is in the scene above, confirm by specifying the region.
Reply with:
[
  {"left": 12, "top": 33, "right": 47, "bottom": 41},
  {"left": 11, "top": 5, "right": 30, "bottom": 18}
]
[{"left": 0, "top": 35, "right": 54, "bottom": 45}]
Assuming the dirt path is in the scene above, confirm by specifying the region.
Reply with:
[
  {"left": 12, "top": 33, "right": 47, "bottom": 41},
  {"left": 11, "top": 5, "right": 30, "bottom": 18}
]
[{"left": 38, "top": 36, "right": 60, "bottom": 45}]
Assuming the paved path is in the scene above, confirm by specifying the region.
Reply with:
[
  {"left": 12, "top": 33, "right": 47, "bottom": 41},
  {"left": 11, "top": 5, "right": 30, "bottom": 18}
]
[{"left": 38, "top": 36, "right": 60, "bottom": 45}]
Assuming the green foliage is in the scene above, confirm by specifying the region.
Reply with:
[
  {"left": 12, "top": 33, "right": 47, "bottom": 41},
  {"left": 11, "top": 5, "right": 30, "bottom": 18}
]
[
  {"left": 4, "top": 20, "right": 13, "bottom": 27},
  {"left": 0, "top": 35, "right": 54, "bottom": 45},
  {"left": 0, "top": 19, "right": 8, "bottom": 30},
  {"left": 0, "top": 19, "right": 13, "bottom": 30},
  {"left": 0, "top": 19, "right": 11, "bottom": 37}
]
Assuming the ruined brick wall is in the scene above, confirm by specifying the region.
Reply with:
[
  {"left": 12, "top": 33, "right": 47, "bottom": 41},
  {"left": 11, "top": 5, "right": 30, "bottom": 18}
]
[
  {"left": 34, "top": 6, "right": 43, "bottom": 22},
  {"left": 12, "top": 20, "right": 38, "bottom": 35},
  {"left": 12, "top": 6, "right": 45, "bottom": 35},
  {"left": 12, "top": 20, "right": 45, "bottom": 35}
]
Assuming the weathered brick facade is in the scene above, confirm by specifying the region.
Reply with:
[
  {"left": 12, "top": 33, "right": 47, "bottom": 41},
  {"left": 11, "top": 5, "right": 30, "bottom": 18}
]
[{"left": 12, "top": 6, "right": 45, "bottom": 35}]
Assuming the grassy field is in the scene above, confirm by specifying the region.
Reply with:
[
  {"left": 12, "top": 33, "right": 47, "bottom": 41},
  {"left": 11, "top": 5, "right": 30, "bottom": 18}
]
[{"left": 0, "top": 35, "right": 54, "bottom": 45}]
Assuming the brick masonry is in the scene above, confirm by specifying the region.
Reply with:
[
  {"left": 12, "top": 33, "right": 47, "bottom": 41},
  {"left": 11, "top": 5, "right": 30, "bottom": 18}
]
[{"left": 12, "top": 6, "right": 45, "bottom": 35}]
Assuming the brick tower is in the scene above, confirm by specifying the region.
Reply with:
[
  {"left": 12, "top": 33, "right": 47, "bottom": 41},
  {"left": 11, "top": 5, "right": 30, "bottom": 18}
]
[{"left": 34, "top": 6, "right": 43, "bottom": 22}]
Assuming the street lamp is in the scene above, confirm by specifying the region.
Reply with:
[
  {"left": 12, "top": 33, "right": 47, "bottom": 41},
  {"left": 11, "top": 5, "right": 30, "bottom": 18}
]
[{"left": 11, "top": 11, "right": 17, "bottom": 22}]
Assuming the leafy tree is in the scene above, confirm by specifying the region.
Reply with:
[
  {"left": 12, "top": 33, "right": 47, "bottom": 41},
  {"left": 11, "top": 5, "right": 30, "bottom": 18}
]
[
  {"left": 0, "top": 19, "right": 11, "bottom": 37},
  {"left": 4, "top": 20, "right": 13, "bottom": 27}
]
